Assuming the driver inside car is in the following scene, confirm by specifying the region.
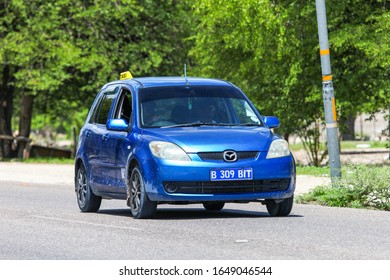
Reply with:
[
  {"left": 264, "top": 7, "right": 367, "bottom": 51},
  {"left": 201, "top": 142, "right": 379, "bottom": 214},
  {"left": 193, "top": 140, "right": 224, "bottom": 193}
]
[{"left": 142, "top": 101, "right": 160, "bottom": 125}]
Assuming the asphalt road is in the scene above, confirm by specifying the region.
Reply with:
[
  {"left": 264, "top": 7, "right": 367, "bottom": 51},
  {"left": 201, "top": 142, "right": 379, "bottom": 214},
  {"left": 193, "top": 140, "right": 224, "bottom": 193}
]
[{"left": 0, "top": 166, "right": 389, "bottom": 260}]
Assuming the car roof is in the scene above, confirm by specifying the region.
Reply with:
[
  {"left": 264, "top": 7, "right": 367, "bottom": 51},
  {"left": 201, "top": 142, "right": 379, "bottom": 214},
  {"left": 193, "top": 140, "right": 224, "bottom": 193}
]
[{"left": 107, "top": 76, "right": 233, "bottom": 89}]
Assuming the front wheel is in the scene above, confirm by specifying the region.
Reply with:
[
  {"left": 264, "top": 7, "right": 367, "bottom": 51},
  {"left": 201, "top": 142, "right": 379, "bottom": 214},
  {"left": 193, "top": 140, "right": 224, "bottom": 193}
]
[
  {"left": 266, "top": 196, "right": 294, "bottom": 217},
  {"left": 76, "top": 165, "right": 101, "bottom": 212},
  {"left": 128, "top": 166, "right": 157, "bottom": 219}
]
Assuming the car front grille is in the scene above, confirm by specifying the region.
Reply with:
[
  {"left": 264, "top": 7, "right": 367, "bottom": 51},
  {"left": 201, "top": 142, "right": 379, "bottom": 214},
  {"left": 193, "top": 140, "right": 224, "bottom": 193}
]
[
  {"left": 163, "top": 178, "right": 290, "bottom": 194},
  {"left": 197, "top": 151, "right": 258, "bottom": 161}
]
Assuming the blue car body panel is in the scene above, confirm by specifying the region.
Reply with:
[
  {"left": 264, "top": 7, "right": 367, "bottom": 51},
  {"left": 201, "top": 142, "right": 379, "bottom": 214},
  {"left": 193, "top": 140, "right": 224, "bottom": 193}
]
[{"left": 75, "top": 77, "right": 296, "bottom": 204}]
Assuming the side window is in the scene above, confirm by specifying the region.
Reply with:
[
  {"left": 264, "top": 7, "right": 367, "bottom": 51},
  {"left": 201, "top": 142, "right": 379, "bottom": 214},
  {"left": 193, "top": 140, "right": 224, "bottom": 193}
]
[
  {"left": 114, "top": 89, "right": 132, "bottom": 124},
  {"left": 88, "top": 95, "right": 104, "bottom": 124},
  {"left": 91, "top": 87, "right": 119, "bottom": 125}
]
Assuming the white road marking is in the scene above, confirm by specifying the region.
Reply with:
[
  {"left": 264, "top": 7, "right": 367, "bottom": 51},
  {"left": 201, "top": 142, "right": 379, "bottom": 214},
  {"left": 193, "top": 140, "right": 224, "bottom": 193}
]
[
  {"left": 33, "top": 215, "right": 142, "bottom": 231},
  {"left": 235, "top": 239, "right": 249, "bottom": 243}
]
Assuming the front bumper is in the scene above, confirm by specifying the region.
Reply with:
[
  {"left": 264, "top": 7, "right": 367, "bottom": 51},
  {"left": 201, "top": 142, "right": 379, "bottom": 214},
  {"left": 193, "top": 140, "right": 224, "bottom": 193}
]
[{"left": 141, "top": 153, "right": 296, "bottom": 202}]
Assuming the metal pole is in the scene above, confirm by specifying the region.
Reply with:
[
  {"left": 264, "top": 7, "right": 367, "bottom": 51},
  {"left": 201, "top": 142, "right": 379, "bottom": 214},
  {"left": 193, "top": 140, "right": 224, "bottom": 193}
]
[{"left": 315, "top": 0, "right": 342, "bottom": 182}]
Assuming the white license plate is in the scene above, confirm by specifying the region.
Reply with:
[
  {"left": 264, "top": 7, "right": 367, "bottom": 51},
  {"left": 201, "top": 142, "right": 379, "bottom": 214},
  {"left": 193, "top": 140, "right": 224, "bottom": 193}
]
[{"left": 210, "top": 168, "right": 253, "bottom": 181}]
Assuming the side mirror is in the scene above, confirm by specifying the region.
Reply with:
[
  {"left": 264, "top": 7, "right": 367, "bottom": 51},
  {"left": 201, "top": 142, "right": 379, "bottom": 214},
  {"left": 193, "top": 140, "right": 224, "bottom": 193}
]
[
  {"left": 263, "top": 116, "right": 280, "bottom": 129},
  {"left": 106, "top": 119, "right": 129, "bottom": 132}
]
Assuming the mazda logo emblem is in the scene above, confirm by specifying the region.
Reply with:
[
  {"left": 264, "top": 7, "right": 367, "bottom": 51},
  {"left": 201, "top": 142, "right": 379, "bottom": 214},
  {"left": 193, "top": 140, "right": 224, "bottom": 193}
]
[{"left": 223, "top": 150, "right": 237, "bottom": 162}]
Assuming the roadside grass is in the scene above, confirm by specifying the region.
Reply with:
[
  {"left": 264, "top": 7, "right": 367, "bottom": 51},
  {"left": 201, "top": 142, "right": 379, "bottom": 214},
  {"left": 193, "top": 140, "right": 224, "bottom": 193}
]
[
  {"left": 296, "top": 165, "right": 330, "bottom": 176},
  {"left": 340, "top": 141, "right": 388, "bottom": 149},
  {"left": 289, "top": 140, "right": 388, "bottom": 152},
  {"left": 296, "top": 164, "right": 390, "bottom": 211},
  {"left": 3, "top": 157, "right": 75, "bottom": 164}
]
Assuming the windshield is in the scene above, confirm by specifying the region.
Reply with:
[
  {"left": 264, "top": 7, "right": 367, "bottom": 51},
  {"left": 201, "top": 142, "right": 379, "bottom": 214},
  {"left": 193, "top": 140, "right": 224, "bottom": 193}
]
[{"left": 139, "top": 86, "right": 262, "bottom": 128}]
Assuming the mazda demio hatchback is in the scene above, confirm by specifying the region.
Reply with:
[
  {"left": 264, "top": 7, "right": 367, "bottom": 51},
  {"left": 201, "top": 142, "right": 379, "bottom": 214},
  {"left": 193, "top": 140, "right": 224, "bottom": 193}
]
[{"left": 75, "top": 72, "right": 296, "bottom": 219}]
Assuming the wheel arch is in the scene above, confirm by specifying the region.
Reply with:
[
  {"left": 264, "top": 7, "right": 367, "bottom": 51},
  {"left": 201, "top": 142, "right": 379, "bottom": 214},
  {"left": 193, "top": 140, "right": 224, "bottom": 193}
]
[
  {"left": 126, "top": 156, "right": 158, "bottom": 202},
  {"left": 127, "top": 158, "right": 139, "bottom": 178}
]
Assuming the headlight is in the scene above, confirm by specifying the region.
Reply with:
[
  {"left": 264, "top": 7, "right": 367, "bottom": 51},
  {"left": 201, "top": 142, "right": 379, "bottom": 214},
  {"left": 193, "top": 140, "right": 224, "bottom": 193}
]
[
  {"left": 149, "top": 141, "right": 191, "bottom": 161},
  {"left": 266, "top": 139, "right": 290, "bottom": 159}
]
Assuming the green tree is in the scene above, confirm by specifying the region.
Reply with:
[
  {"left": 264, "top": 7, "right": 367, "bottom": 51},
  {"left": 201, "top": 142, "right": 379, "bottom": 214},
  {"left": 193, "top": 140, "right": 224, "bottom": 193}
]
[
  {"left": 329, "top": 0, "right": 390, "bottom": 138},
  {"left": 190, "top": 0, "right": 322, "bottom": 137},
  {"left": 31, "top": 0, "right": 194, "bottom": 143},
  {"left": 191, "top": 0, "right": 389, "bottom": 165},
  {"left": 1, "top": 0, "right": 84, "bottom": 157},
  {"left": 0, "top": 0, "right": 194, "bottom": 158}
]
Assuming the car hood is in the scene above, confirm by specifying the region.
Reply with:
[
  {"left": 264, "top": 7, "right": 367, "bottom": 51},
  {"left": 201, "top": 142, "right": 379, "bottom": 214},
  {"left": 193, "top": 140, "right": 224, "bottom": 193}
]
[{"left": 142, "top": 126, "right": 275, "bottom": 153}]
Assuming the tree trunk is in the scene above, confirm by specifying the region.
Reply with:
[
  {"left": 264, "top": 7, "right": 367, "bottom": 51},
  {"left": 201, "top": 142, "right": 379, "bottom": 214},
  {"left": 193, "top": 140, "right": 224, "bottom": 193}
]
[
  {"left": 17, "top": 94, "right": 34, "bottom": 158},
  {"left": 0, "top": 65, "right": 14, "bottom": 158},
  {"left": 340, "top": 115, "right": 356, "bottom": 141},
  {"left": 284, "top": 132, "right": 290, "bottom": 143}
]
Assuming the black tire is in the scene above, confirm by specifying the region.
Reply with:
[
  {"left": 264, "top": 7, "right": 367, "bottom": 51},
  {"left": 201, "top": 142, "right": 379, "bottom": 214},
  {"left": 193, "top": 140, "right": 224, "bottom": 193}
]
[
  {"left": 128, "top": 166, "right": 157, "bottom": 219},
  {"left": 76, "top": 165, "right": 101, "bottom": 212},
  {"left": 266, "top": 196, "right": 294, "bottom": 217},
  {"left": 203, "top": 201, "right": 225, "bottom": 211}
]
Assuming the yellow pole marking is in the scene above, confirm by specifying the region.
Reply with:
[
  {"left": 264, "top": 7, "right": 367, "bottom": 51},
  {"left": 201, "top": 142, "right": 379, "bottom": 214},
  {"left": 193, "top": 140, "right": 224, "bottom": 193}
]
[
  {"left": 331, "top": 98, "right": 337, "bottom": 121},
  {"left": 322, "top": 75, "right": 332, "bottom": 81},
  {"left": 320, "top": 49, "right": 330, "bottom": 55}
]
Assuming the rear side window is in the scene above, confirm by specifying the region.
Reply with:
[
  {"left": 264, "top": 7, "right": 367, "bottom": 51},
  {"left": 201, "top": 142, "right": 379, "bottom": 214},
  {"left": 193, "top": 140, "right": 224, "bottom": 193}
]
[{"left": 91, "top": 86, "right": 119, "bottom": 124}]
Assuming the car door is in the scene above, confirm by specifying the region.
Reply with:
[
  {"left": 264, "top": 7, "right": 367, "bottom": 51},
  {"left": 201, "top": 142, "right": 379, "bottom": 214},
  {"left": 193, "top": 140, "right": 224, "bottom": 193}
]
[
  {"left": 87, "top": 86, "right": 119, "bottom": 193},
  {"left": 82, "top": 93, "right": 104, "bottom": 176},
  {"left": 99, "top": 87, "right": 134, "bottom": 196}
]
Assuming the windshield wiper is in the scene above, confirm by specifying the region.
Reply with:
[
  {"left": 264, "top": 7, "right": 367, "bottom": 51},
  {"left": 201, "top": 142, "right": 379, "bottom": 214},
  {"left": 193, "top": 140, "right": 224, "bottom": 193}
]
[
  {"left": 162, "top": 122, "right": 263, "bottom": 128},
  {"left": 162, "top": 122, "right": 232, "bottom": 128},
  {"left": 235, "top": 123, "right": 263, "bottom": 127},
  {"left": 199, "top": 122, "right": 232, "bottom": 126}
]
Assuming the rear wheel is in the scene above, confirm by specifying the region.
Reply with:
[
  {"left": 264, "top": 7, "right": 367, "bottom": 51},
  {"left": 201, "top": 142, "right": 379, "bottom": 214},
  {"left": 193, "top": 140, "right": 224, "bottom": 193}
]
[
  {"left": 128, "top": 166, "right": 157, "bottom": 219},
  {"left": 203, "top": 201, "right": 225, "bottom": 211},
  {"left": 76, "top": 165, "right": 101, "bottom": 212},
  {"left": 266, "top": 196, "right": 294, "bottom": 217}
]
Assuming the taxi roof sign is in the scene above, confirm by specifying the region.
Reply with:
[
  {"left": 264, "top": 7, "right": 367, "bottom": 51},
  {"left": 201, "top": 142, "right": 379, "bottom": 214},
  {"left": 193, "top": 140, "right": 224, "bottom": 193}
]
[{"left": 120, "top": 71, "right": 133, "bottom": 80}]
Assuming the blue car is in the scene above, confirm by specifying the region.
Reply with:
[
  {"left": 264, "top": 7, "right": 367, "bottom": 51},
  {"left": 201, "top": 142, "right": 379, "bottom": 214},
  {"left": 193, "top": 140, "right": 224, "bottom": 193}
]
[{"left": 75, "top": 72, "right": 296, "bottom": 219}]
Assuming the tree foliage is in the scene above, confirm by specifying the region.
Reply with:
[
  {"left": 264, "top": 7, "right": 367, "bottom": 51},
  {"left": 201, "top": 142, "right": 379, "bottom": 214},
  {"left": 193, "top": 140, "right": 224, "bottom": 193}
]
[
  {"left": 329, "top": 0, "right": 389, "bottom": 116},
  {"left": 190, "top": 0, "right": 322, "bottom": 136},
  {"left": 190, "top": 0, "right": 389, "bottom": 165},
  {"left": 1, "top": 0, "right": 388, "bottom": 162},
  {"left": 0, "top": 0, "right": 194, "bottom": 157},
  {"left": 193, "top": 0, "right": 389, "bottom": 120}
]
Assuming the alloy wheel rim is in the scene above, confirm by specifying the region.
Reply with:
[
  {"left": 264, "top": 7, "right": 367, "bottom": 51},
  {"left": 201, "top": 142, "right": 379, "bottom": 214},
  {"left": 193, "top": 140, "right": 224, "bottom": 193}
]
[
  {"left": 77, "top": 170, "right": 87, "bottom": 207},
  {"left": 131, "top": 171, "right": 141, "bottom": 212}
]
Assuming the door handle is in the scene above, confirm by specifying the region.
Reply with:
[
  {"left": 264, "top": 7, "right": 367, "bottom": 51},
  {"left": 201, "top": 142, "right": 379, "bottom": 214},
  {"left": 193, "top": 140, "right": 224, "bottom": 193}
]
[
  {"left": 85, "top": 131, "right": 91, "bottom": 137},
  {"left": 102, "top": 134, "right": 109, "bottom": 141}
]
